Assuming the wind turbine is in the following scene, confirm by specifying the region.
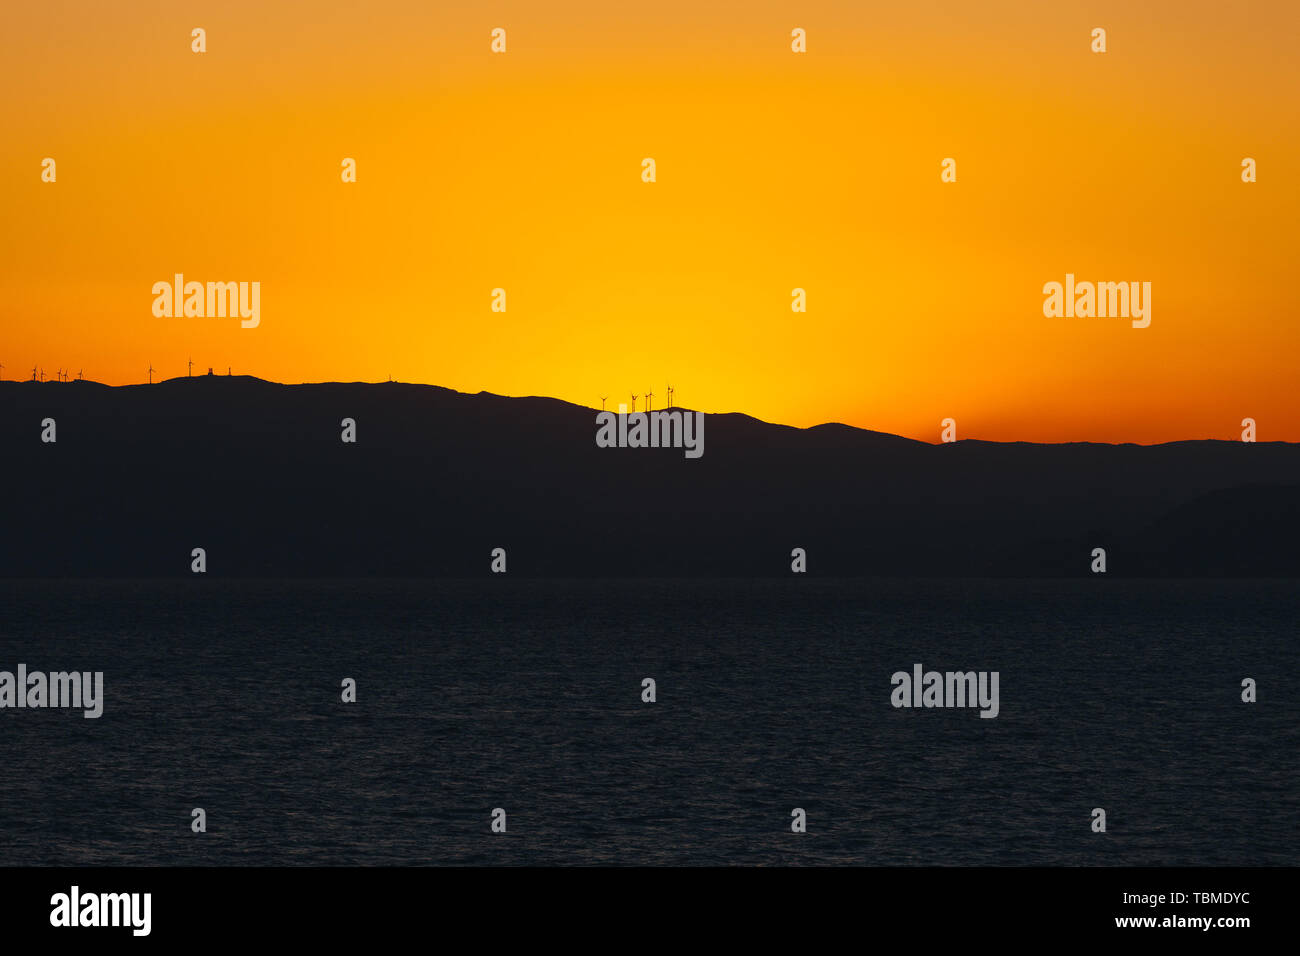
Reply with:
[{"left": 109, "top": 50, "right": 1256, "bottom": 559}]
[
  {"left": 630, "top": 393, "right": 638, "bottom": 412},
  {"left": 39, "top": 367, "right": 44, "bottom": 382},
  {"left": 188, "top": 357, "right": 193, "bottom": 377},
  {"left": 645, "top": 389, "right": 653, "bottom": 413},
  {"left": 600, "top": 396, "right": 607, "bottom": 410},
  {"left": 667, "top": 385, "right": 673, "bottom": 408},
  {"left": 148, "top": 364, "right": 154, "bottom": 385},
  {"left": 77, "top": 369, "right": 83, "bottom": 381},
  {"left": 32, "top": 365, "right": 37, "bottom": 381}
]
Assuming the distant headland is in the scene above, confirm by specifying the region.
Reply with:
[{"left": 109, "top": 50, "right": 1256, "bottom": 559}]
[{"left": 1, "top": 376, "right": 1297, "bottom": 577}]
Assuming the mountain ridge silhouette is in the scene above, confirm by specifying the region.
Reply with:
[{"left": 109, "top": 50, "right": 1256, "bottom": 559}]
[{"left": 3, "top": 377, "right": 1297, "bottom": 577}]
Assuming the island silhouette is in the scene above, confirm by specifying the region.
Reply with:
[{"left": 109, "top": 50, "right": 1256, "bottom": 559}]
[{"left": 2, "top": 376, "right": 1297, "bottom": 577}]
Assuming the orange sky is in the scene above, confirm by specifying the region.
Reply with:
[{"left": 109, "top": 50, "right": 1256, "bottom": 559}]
[{"left": 1, "top": 0, "right": 1296, "bottom": 443}]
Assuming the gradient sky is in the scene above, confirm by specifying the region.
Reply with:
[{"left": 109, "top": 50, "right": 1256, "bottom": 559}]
[{"left": 2, "top": 0, "right": 1296, "bottom": 442}]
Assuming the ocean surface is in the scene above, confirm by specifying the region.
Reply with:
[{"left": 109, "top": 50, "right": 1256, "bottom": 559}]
[{"left": 0, "top": 578, "right": 1294, "bottom": 866}]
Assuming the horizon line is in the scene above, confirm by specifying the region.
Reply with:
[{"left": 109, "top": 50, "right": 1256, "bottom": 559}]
[{"left": 0, "top": 375, "right": 1289, "bottom": 449}]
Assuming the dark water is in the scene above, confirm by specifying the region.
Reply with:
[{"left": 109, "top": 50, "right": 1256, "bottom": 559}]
[{"left": 0, "top": 578, "right": 1294, "bottom": 866}]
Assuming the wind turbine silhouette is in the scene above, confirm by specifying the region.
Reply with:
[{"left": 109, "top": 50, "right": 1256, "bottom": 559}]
[
  {"left": 645, "top": 389, "right": 653, "bottom": 413},
  {"left": 666, "top": 385, "right": 673, "bottom": 408},
  {"left": 31, "top": 365, "right": 37, "bottom": 381},
  {"left": 39, "top": 367, "right": 44, "bottom": 382},
  {"left": 77, "top": 369, "right": 83, "bottom": 381},
  {"left": 600, "top": 396, "right": 607, "bottom": 411},
  {"left": 148, "top": 364, "right": 155, "bottom": 384},
  {"left": 188, "top": 357, "right": 193, "bottom": 377},
  {"left": 630, "top": 393, "right": 638, "bottom": 412}
]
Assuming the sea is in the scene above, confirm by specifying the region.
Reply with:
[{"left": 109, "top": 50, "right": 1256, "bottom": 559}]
[{"left": 0, "top": 578, "right": 1294, "bottom": 866}]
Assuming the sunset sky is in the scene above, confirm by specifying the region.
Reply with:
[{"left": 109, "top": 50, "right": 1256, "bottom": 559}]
[{"left": 1, "top": 0, "right": 1296, "bottom": 443}]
